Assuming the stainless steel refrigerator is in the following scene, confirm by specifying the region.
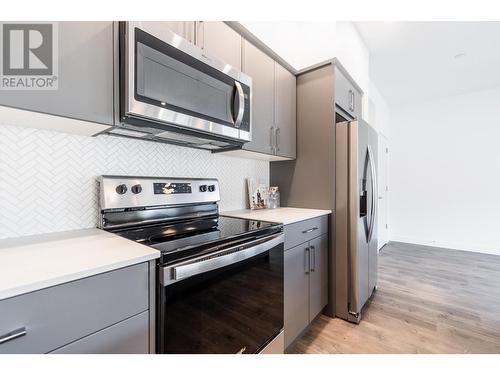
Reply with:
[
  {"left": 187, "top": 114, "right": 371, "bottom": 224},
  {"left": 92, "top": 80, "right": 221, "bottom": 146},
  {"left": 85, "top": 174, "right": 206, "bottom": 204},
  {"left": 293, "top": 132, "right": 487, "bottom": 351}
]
[{"left": 335, "top": 118, "right": 378, "bottom": 323}]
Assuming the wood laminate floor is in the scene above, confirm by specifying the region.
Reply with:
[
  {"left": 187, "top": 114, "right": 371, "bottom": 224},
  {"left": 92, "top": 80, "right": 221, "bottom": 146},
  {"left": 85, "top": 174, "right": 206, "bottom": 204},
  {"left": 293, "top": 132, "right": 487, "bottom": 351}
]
[{"left": 288, "top": 241, "right": 500, "bottom": 354}]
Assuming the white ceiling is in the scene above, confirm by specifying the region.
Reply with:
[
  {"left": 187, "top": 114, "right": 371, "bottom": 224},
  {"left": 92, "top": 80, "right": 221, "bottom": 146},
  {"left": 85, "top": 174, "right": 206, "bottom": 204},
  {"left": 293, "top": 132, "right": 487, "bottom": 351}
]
[
  {"left": 355, "top": 22, "right": 500, "bottom": 105},
  {"left": 240, "top": 22, "right": 336, "bottom": 71}
]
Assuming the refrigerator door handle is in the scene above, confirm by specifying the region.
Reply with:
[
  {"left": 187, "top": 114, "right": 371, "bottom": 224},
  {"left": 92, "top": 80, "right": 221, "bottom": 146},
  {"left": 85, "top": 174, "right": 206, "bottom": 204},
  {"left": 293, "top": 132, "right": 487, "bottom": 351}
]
[{"left": 367, "top": 145, "right": 377, "bottom": 243}]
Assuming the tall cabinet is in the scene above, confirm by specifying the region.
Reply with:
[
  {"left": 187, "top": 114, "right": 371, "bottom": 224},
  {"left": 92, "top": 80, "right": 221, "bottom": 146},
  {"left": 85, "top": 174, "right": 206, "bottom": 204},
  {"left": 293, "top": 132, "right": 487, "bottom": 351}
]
[{"left": 271, "top": 59, "right": 365, "bottom": 320}]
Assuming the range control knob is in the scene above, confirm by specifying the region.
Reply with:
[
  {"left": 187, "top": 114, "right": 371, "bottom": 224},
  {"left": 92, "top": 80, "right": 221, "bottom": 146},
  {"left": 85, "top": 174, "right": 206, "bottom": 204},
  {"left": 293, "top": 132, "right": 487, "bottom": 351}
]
[
  {"left": 115, "top": 184, "right": 127, "bottom": 195},
  {"left": 199, "top": 185, "right": 207, "bottom": 192},
  {"left": 131, "top": 184, "right": 142, "bottom": 194},
  {"left": 208, "top": 184, "right": 216, "bottom": 192}
]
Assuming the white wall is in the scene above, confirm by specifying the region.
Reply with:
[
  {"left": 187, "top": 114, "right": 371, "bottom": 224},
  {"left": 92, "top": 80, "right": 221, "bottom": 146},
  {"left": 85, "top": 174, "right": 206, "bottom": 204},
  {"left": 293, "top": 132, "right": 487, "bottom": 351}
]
[
  {"left": 368, "top": 81, "right": 392, "bottom": 247},
  {"left": 0, "top": 123, "right": 269, "bottom": 239},
  {"left": 390, "top": 87, "right": 500, "bottom": 255},
  {"left": 368, "top": 81, "right": 391, "bottom": 138}
]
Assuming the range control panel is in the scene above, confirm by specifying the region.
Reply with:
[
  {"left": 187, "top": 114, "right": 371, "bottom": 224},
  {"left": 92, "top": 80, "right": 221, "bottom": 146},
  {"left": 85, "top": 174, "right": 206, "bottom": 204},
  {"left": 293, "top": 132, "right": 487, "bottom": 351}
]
[
  {"left": 99, "top": 176, "right": 220, "bottom": 210},
  {"left": 153, "top": 182, "right": 192, "bottom": 195}
]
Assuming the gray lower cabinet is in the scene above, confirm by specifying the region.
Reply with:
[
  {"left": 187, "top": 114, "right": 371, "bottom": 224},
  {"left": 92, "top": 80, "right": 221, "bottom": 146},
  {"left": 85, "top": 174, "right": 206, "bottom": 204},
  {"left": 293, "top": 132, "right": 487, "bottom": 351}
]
[
  {"left": 196, "top": 22, "right": 241, "bottom": 70},
  {"left": 51, "top": 312, "right": 149, "bottom": 354},
  {"left": 284, "top": 243, "right": 310, "bottom": 348},
  {"left": 0, "top": 262, "right": 150, "bottom": 354},
  {"left": 0, "top": 22, "right": 115, "bottom": 126},
  {"left": 283, "top": 216, "right": 329, "bottom": 349},
  {"left": 308, "top": 235, "right": 328, "bottom": 319}
]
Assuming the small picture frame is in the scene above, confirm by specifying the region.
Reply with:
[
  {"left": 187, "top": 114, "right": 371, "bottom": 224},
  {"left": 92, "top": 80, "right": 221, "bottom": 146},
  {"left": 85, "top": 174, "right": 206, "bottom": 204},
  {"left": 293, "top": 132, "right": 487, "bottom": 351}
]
[{"left": 247, "top": 178, "right": 268, "bottom": 210}]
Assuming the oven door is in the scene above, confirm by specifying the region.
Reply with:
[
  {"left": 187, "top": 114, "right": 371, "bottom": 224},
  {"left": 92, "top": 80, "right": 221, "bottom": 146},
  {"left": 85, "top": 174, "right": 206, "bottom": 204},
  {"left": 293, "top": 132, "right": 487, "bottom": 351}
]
[
  {"left": 158, "top": 233, "right": 284, "bottom": 354},
  {"left": 122, "top": 21, "right": 251, "bottom": 142}
]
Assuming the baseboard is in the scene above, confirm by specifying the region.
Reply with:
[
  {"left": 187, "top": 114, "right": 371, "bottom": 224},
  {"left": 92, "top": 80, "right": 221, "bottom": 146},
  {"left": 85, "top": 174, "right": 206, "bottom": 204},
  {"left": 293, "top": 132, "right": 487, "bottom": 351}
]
[{"left": 389, "top": 236, "right": 500, "bottom": 257}]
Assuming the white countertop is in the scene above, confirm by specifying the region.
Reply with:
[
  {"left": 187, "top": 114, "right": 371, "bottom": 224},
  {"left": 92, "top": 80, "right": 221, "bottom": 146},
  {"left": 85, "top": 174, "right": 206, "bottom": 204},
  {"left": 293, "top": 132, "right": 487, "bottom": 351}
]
[
  {"left": 221, "top": 207, "right": 331, "bottom": 225},
  {"left": 0, "top": 228, "right": 160, "bottom": 301}
]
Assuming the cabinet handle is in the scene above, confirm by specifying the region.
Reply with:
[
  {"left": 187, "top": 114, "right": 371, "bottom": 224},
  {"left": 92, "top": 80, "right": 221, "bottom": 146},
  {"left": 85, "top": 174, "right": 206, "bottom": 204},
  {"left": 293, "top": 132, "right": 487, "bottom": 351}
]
[
  {"left": 275, "top": 127, "right": 280, "bottom": 153},
  {"left": 310, "top": 245, "right": 316, "bottom": 272},
  {"left": 349, "top": 89, "right": 354, "bottom": 112},
  {"left": 270, "top": 126, "right": 276, "bottom": 154},
  {"left": 194, "top": 21, "right": 204, "bottom": 47},
  {"left": 302, "top": 227, "right": 318, "bottom": 234},
  {"left": 0, "top": 327, "right": 26, "bottom": 345},
  {"left": 304, "top": 247, "right": 310, "bottom": 274}
]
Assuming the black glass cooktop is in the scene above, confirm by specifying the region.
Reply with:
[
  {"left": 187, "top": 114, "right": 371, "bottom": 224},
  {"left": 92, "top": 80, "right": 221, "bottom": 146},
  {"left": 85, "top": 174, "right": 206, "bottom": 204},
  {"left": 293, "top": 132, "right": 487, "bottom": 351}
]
[{"left": 111, "top": 215, "right": 282, "bottom": 265}]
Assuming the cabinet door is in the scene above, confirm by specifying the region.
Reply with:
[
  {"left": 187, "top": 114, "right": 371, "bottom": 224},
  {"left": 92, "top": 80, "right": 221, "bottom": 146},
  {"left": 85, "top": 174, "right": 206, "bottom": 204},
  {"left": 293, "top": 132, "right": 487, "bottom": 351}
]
[
  {"left": 242, "top": 40, "right": 274, "bottom": 155},
  {"left": 50, "top": 312, "right": 149, "bottom": 354},
  {"left": 309, "top": 234, "right": 328, "bottom": 320},
  {"left": 162, "top": 21, "right": 195, "bottom": 43},
  {"left": 335, "top": 65, "right": 362, "bottom": 119},
  {"left": 0, "top": 22, "right": 114, "bottom": 125},
  {"left": 197, "top": 22, "right": 241, "bottom": 69},
  {"left": 284, "top": 244, "right": 310, "bottom": 348},
  {"left": 275, "top": 63, "right": 296, "bottom": 159}
]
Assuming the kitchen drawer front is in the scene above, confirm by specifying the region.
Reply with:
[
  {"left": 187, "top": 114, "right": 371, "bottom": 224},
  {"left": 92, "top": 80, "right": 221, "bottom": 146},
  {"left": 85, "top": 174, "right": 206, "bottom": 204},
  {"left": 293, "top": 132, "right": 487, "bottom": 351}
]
[
  {"left": 284, "top": 215, "right": 328, "bottom": 250},
  {"left": 0, "top": 262, "right": 148, "bottom": 354},
  {"left": 50, "top": 311, "right": 149, "bottom": 354}
]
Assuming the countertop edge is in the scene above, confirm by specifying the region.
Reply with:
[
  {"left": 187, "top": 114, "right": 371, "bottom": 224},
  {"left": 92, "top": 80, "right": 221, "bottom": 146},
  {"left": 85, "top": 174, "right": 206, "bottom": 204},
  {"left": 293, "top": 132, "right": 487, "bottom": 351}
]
[
  {"left": 221, "top": 208, "right": 332, "bottom": 225},
  {"left": 0, "top": 252, "right": 158, "bottom": 301}
]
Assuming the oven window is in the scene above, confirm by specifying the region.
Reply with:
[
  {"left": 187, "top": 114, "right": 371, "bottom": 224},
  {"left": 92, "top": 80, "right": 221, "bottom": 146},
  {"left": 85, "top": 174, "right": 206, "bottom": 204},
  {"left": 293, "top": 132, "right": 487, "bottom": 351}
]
[{"left": 159, "top": 244, "right": 284, "bottom": 354}]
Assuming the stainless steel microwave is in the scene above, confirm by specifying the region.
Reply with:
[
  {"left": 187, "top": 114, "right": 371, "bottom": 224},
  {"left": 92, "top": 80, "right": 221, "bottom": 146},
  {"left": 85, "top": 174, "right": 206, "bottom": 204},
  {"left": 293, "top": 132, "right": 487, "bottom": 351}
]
[{"left": 112, "top": 22, "right": 252, "bottom": 150}]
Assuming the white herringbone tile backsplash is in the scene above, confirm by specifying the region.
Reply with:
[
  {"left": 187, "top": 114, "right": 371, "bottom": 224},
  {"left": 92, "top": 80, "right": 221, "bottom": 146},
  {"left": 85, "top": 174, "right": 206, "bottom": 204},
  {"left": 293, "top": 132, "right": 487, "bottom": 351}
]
[{"left": 0, "top": 124, "right": 269, "bottom": 239}]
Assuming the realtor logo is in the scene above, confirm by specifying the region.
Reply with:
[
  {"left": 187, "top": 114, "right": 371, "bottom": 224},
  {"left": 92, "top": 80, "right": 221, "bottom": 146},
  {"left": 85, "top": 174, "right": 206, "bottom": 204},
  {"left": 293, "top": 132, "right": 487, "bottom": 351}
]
[{"left": 0, "top": 22, "right": 58, "bottom": 90}]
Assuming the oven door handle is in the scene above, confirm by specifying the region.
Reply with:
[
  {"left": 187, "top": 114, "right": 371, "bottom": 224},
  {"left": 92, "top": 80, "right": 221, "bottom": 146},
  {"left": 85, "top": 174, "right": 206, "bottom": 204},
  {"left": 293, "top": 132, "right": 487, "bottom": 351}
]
[{"left": 160, "top": 233, "right": 284, "bottom": 285}]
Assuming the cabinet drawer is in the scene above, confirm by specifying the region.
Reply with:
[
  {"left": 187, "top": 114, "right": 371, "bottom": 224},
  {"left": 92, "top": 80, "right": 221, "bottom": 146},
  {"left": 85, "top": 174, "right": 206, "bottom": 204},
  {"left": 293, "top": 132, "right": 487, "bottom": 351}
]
[
  {"left": 0, "top": 263, "right": 148, "bottom": 354},
  {"left": 284, "top": 215, "right": 328, "bottom": 250},
  {"left": 51, "top": 311, "right": 149, "bottom": 354}
]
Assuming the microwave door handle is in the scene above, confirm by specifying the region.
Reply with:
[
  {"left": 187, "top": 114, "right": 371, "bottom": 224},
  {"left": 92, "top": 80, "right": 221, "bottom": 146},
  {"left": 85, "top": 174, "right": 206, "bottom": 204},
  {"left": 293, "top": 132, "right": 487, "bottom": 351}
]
[{"left": 233, "top": 81, "right": 245, "bottom": 128}]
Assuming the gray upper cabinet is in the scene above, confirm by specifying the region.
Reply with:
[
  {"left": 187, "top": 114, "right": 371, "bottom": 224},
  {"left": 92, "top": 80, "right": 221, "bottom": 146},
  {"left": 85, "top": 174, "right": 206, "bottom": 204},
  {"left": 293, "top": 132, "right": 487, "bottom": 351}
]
[
  {"left": 241, "top": 39, "right": 297, "bottom": 158},
  {"left": 335, "top": 64, "right": 362, "bottom": 120},
  {"left": 196, "top": 22, "right": 241, "bottom": 70},
  {"left": 0, "top": 22, "right": 114, "bottom": 126},
  {"left": 308, "top": 234, "right": 328, "bottom": 320},
  {"left": 242, "top": 40, "right": 275, "bottom": 155},
  {"left": 161, "top": 21, "right": 195, "bottom": 43},
  {"left": 275, "top": 63, "right": 296, "bottom": 159},
  {"left": 284, "top": 243, "right": 310, "bottom": 348}
]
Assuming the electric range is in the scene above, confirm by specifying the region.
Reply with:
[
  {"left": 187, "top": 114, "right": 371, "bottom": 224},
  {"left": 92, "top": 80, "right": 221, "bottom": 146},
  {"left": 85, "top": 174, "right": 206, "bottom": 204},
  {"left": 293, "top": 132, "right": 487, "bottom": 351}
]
[{"left": 98, "top": 175, "right": 284, "bottom": 354}]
